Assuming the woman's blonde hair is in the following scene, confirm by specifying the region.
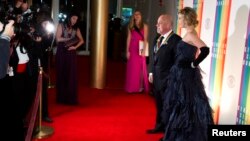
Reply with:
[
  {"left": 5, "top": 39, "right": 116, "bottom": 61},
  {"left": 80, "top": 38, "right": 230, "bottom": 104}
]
[{"left": 179, "top": 7, "right": 199, "bottom": 27}]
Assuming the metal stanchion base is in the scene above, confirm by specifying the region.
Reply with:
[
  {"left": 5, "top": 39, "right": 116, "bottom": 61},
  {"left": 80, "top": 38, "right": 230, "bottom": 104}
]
[{"left": 33, "top": 126, "right": 54, "bottom": 139}]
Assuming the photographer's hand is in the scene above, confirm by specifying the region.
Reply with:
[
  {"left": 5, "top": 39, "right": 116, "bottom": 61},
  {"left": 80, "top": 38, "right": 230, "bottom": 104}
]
[
  {"left": 2, "top": 20, "right": 15, "bottom": 38},
  {"left": 0, "top": 22, "right": 3, "bottom": 32},
  {"left": 15, "top": 0, "right": 23, "bottom": 8},
  {"left": 34, "top": 36, "right": 42, "bottom": 42}
]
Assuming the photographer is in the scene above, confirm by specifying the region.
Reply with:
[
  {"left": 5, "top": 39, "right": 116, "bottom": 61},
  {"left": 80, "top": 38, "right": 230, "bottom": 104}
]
[
  {"left": 9, "top": 2, "right": 54, "bottom": 123},
  {"left": 0, "top": 20, "right": 25, "bottom": 140},
  {"left": 34, "top": 11, "right": 54, "bottom": 122}
]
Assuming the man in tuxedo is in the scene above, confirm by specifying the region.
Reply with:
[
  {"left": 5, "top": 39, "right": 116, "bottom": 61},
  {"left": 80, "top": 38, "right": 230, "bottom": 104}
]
[{"left": 147, "top": 14, "right": 181, "bottom": 134}]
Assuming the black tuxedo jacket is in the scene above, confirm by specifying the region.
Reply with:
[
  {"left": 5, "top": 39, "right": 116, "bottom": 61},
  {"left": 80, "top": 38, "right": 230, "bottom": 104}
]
[{"left": 149, "top": 33, "right": 182, "bottom": 92}]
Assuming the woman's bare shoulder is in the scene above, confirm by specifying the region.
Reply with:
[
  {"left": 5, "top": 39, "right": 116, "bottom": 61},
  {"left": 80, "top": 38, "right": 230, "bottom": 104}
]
[{"left": 185, "top": 32, "right": 206, "bottom": 48}]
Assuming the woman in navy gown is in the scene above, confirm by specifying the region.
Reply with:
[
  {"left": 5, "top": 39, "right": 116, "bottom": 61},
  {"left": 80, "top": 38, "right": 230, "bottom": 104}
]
[{"left": 161, "top": 7, "right": 214, "bottom": 141}]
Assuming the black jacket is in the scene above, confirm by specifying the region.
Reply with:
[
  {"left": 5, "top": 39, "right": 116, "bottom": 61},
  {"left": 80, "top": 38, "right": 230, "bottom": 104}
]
[
  {"left": 0, "top": 36, "right": 11, "bottom": 79},
  {"left": 150, "top": 33, "right": 182, "bottom": 92}
]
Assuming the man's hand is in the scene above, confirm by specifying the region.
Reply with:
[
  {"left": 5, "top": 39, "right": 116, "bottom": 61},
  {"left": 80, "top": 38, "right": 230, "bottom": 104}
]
[{"left": 148, "top": 73, "right": 153, "bottom": 83}]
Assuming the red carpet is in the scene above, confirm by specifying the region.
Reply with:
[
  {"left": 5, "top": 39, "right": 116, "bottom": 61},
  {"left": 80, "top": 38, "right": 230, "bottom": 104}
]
[{"left": 34, "top": 56, "right": 163, "bottom": 141}]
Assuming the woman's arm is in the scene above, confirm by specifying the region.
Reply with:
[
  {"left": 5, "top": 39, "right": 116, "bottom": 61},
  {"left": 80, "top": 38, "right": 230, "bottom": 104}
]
[
  {"left": 143, "top": 24, "right": 149, "bottom": 43},
  {"left": 126, "top": 28, "right": 131, "bottom": 59},
  {"left": 67, "top": 28, "right": 84, "bottom": 50},
  {"left": 126, "top": 28, "right": 131, "bottom": 53},
  {"left": 73, "top": 28, "right": 84, "bottom": 49},
  {"left": 142, "top": 24, "right": 149, "bottom": 56},
  {"left": 55, "top": 24, "right": 69, "bottom": 43},
  {"left": 178, "top": 32, "right": 209, "bottom": 68},
  {"left": 191, "top": 33, "right": 207, "bottom": 59}
]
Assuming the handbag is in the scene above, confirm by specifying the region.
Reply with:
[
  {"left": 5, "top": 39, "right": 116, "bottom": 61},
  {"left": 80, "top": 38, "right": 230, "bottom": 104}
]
[{"left": 64, "top": 37, "right": 79, "bottom": 48}]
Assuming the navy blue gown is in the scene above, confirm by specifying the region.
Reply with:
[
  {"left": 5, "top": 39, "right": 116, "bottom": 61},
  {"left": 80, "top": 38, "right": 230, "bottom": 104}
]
[{"left": 162, "top": 40, "right": 214, "bottom": 141}]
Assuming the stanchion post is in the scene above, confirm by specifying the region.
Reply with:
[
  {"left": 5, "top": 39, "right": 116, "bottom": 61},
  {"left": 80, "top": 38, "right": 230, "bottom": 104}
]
[
  {"left": 47, "top": 23, "right": 57, "bottom": 89},
  {"left": 47, "top": 48, "right": 55, "bottom": 89},
  {"left": 33, "top": 67, "right": 54, "bottom": 139}
]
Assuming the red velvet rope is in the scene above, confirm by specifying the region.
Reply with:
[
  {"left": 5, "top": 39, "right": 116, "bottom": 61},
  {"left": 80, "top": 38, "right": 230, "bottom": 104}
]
[{"left": 25, "top": 69, "right": 43, "bottom": 141}]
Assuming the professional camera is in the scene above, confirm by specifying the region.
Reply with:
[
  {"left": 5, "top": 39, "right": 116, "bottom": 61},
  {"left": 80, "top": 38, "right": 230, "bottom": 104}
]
[
  {"left": 1, "top": 1, "right": 54, "bottom": 40},
  {"left": 0, "top": 5, "right": 30, "bottom": 36},
  {"left": 0, "top": 1, "right": 43, "bottom": 36},
  {"left": 0, "top": 3, "right": 9, "bottom": 34}
]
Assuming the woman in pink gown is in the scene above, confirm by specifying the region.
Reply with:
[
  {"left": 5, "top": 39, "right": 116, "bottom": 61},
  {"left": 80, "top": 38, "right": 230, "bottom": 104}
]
[{"left": 125, "top": 10, "right": 149, "bottom": 93}]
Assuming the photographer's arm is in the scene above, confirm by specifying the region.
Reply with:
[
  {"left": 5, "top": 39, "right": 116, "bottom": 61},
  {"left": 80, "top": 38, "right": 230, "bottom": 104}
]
[
  {"left": 0, "top": 37, "right": 10, "bottom": 79},
  {"left": 0, "top": 21, "right": 14, "bottom": 79}
]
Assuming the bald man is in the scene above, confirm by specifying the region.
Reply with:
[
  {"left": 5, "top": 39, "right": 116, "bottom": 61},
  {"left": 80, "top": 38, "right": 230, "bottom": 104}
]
[{"left": 147, "top": 14, "right": 181, "bottom": 134}]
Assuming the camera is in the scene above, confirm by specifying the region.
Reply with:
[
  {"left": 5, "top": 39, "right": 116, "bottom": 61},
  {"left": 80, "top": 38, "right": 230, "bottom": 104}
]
[
  {"left": 0, "top": 1, "right": 44, "bottom": 36},
  {"left": 0, "top": 1, "right": 54, "bottom": 41},
  {"left": 0, "top": 1, "right": 38, "bottom": 36}
]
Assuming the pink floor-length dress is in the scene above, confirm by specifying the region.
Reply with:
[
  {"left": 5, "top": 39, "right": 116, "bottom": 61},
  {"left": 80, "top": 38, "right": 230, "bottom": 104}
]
[{"left": 125, "top": 29, "right": 149, "bottom": 93}]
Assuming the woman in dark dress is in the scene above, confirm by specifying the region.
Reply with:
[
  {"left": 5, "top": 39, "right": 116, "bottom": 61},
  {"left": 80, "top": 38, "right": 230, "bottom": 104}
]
[
  {"left": 161, "top": 7, "right": 214, "bottom": 141},
  {"left": 55, "top": 12, "right": 84, "bottom": 105}
]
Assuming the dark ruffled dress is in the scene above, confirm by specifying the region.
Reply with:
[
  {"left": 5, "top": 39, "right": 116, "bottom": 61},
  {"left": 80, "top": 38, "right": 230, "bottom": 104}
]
[{"left": 162, "top": 41, "right": 214, "bottom": 141}]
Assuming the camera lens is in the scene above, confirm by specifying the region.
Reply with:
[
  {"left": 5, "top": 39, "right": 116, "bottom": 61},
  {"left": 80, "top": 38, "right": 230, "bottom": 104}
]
[{"left": 13, "top": 23, "right": 30, "bottom": 36}]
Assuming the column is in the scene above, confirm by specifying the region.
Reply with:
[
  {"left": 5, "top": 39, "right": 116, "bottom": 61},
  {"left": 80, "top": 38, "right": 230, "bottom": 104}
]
[{"left": 90, "top": 0, "right": 109, "bottom": 89}]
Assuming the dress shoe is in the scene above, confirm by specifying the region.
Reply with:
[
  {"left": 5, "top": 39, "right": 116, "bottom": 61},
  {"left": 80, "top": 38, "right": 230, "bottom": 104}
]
[
  {"left": 42, "top": 117, "right": 53, "bottom": 123},
  {"left": 146, "top": 128, "right": 164, "bottom": 134}
]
